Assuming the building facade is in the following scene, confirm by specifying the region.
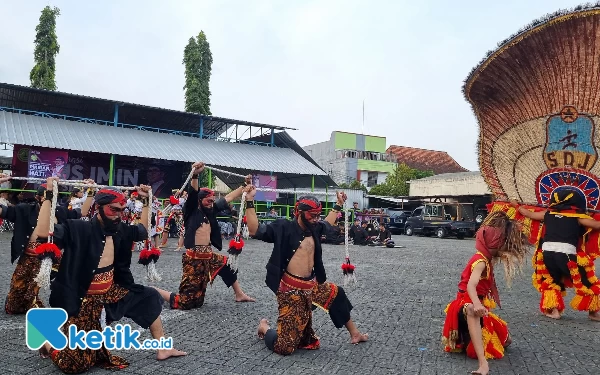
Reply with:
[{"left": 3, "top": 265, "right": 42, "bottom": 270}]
[
  {"left": 408, "top": 171, "right": 491, "bottom": 197},
  {"left": 303, "top": 131, "right": 397, "bottom": 189}
]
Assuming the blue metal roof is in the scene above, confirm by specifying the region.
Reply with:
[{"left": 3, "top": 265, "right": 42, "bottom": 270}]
[{"left": 0, "top": 111, "right": 326, "bottom": 176}]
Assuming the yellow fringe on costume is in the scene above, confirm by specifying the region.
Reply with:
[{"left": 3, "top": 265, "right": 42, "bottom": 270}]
[
  {"left": 480, "top": 311, "right": 508, "bottom": 360},
  {"left": 568, "top": 262, "right": 600, "bottom": 311}
]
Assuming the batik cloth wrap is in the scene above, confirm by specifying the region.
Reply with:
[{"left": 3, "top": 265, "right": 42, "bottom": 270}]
[
  {"left": 5, "top": 241, "right": 60, "bottom": 314},
  {"left": 168, "top": 245, "right": 237, "bottom": 310}
]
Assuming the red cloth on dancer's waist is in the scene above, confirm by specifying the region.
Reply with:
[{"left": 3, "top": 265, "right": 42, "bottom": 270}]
[
  {"left": 279, "top": 272, "right": 316, "bottom": 292},
  {"left": 443, "top": 291, "right": 472, "bottom": 341}
]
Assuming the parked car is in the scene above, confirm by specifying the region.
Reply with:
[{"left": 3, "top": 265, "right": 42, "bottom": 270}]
[
  {"left": 404, "top": 203, "right": 477, "bottom": 239},
  {"left": 384, "top": 210, "right": 412, "bottom": 235},
  {"left": 474, "top": 206, "right": 488, "bottom": 227}
]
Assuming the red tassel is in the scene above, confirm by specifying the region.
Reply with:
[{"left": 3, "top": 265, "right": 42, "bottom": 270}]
[
  {"left": 341, "top": 257, "right": 355, "bottom": 274},
  {"left": 229, "top": 238, "right": 244, "bottom": 250},
  {"left": 228, "top": 236, "right": 244, "bottom": 255},
  {"left": 169, "top": 196, "right": 179, "bottom": 205},
  {"left": 34, "top": 242, "right": 61, "bottom": 260},
  {"left": 243, "top": 216, "right": 247, "bottom": 224},
  {"left": 150, "top": 248, "right": 162, "bottom": 257},
  {"left": 138, "top": 249, "right": 151, "bottom": 265}
]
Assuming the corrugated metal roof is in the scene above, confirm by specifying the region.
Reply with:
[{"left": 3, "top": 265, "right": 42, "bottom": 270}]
[
  {"left": 0, "top": 82, "right": 295, "bottom": 136},
  {"left": 0, "top": 111, "right": 326, "bottom": 176}
]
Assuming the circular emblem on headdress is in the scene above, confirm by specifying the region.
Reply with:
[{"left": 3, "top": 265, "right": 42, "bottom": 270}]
[
  {"left": 560, "top": 106, "right": 579, "bottom": 123},
  {"left": 536, "top": 168, "right": 600, "bottom": 209}
]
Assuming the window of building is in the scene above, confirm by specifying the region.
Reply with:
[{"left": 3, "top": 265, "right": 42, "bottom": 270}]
[{"left": 367, "top": 171, "right": 378, "bottom": 187}]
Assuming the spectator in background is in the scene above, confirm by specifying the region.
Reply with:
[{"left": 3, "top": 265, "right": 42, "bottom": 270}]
[
  {"left": 0, "top": 190, "right": 10, "bottom": 207},
  {"left": 11, "top": 191, "right": 24, "bottom": 205},
  {"left": 373, "top": 224, "right": 392, "bottom": 246},
  {"left": 217, "top": 203, "right": 235, "bottom": 239},
  {"left": 353, "top": 221, "right": 369, "bottom": 246},
  {"left": 364, "top": 221, "right": 376, "bottom": 238},
  {"left": 349, "top": 219, "right": 361, "bottom": 242}
]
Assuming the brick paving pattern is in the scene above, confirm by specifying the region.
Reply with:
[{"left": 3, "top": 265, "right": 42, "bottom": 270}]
[{"left": 0, "top": 231, "right": 598, "bottom": 374}]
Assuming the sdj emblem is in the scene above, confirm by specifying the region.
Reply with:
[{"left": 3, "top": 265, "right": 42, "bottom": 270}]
[{"left": 544, "top": 106, "right": 598, "bottom": 171}]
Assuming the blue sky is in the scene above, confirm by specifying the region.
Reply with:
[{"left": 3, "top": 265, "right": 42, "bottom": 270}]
[{"left": 0, "top": 0, "right": 587, "bottom": 171}]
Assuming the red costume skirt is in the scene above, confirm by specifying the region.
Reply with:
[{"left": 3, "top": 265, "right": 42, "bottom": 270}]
[{"left": 442, "top": 291, "right": 509, "bottom": 360}]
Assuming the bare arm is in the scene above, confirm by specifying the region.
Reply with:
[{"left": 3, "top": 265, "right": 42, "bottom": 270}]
[
  {"left": 80, "top": 180, "right": 96, "bottom": 217},
  {"left": 244, "top": 185, "right": 259, "bottom": 236},
  {"left": 510, "top": 199, "right": 546, "bottom": 221},
  {"left": 224, "top": 175, "right": 252, "bottom": 203},
  {"left": 189, "top": 162, "right": 205, "bottom": 192},
  {"left": 579, "top": 218, "right": 600, "bottom": 231},
  {"left": 34, "top": 177, "right": 59, "bottom": 240},
  {"left": 467, "top": 261, "right": 488, "bottom": 316},
  {"left": 137, "top": 185, "right": 151, "bottom": 233},
  {"left": 517, "top": 206, "right": 546, "bottom": 221},
  {"left": 324, "top": 191, "right": 347, "bottom": 226}
]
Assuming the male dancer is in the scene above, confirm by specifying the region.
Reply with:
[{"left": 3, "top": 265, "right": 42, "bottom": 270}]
[
  {"left": 35, "top": 177, "right": 185, "bottom": 373},
  {"left": 246, "top": 189, "right": 368, "bottom": 355},
  {"left": 150, "top": 196, "right": 164, "bottom": 248},
  {"left": 127, "top": 192, "right": 144, "bottom": 252},
  {"left": 0, "top": 174, "right": 93, "bottom": 314},
  {"left": 442, "top": 211, "right": 529, "bottom": 375},
  {"left": 512, "top": 189, "right": 600, "bottom": 320},
  {"left": 161, "top": 190, "right": 186, "bottom": 251},
  {"left": 154, "top": 162, "right": 254, "bottom": 309}
]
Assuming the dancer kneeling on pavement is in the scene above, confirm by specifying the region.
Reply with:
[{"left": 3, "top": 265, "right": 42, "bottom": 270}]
[
  {"left": 247, "top": 188, "right": 368, "bottom": 355},
  {"left": 153, "top": 162, "right": 255, "bottom": 310},
  {"left": 441, "top": 211, "right": 529, "bottom": 375},
  {"left": 35, "top": 177, "right": 185, "bottom": 373}
]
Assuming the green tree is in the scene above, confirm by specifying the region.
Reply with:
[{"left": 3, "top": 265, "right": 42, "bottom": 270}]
[
  {"left": 338, "top": 179, "right": 368, "bottom": 193},
  {"left": 30, "top": 6, "right": 60, "bottom": 90},
  {"left": 183, "top": 31, "right": 213, "bottom": 115},
  {"left": 369, "top": 163, "right": 434, "bottom": 197},
  {"left": 197, "top": 169, "right": 216, "bottom": 189}
]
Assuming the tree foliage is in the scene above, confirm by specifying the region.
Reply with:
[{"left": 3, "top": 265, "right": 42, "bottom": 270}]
[
  {"left": 368, "top": 163, "right": 434, "bottom": 197},
  {"left": 30, "top": 6, "right": 60, "bottom": 91},
  {"left": 197, "top": 169, "right": 216, "bottom": 189},
  {"left": 183, "top": 31, "right": 213, "bottom": 115},
  {"left": 338, "top": 180, "right": 368, "bottom": 193}
]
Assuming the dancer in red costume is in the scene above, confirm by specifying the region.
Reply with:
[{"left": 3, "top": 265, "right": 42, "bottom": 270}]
[{"left": 442, "top": 211, "right": 529, "bottom": 375}]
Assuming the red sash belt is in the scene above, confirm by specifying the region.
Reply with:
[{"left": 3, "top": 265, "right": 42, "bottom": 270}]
[
  {"left": 279, "top": 272, "right": 316, "bottom": 292},
  {"left": 87, "top": 269, "right": 114, "bottom": 295}
]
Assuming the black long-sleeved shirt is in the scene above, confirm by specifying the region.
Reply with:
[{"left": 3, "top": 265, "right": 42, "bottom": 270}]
[
  {"left": 376, "top": 229, "right": 391, "bottom": 241},
  {"left": 49, "top": 217, "right": 147, "bottom": 317},
  {"left": 0, "top": 203, "right": 80, "bottom": 263},
  {"left": 254, "top": 219, "right": 327, "bottom": 293},
  {"left": 182, "top": 186, "right": 228, "bottom": 250}
]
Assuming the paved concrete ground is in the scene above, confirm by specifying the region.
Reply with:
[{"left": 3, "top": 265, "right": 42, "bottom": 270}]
[{"left": 0, "top": 231, "right": 599, "bottom": 374}]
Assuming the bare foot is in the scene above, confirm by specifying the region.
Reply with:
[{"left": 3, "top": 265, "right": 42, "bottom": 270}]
[
  {"left": 471, "top": 363, "right": 489, "bottom": 375},
  {"left": 257, "top": 318, "right": 270, "bottom": 339},
  {"left": 38, "top": 343, "right": 51, "bottom": 359},
  {"left": 350, "top": 332, "right": 369, "bottom": 344},
  {"left": 544, "top": 308, "right": 561, "bottom": 319},
  {"left": 156, "top": 348, "right": 187, "bottom": 360},
  {"left": 589, "top": 311, "right": 600, "bottom": 321},
  {"left": 235, "top": 293, "right": 256, "bottom": 302}
]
